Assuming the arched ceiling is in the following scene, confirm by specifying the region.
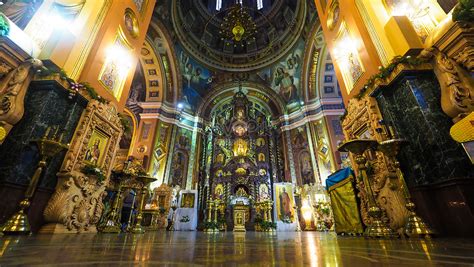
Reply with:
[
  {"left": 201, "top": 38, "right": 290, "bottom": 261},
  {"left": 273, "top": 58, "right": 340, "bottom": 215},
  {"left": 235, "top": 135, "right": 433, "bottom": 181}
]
[
  {"left": 197, "top": 81, "right": 287, "bottom": 119},
  {"left": 129, "top": 0, "right": 343, "bottom": 121},
  {"left": 170, "top": 0, "right": 308, "bottom": 72}
]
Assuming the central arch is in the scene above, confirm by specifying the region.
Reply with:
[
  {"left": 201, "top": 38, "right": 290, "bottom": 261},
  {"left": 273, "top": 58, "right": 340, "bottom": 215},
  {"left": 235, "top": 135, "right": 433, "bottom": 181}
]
[{"left": 197, "top": 81, "right": 287, "bottom": 120}]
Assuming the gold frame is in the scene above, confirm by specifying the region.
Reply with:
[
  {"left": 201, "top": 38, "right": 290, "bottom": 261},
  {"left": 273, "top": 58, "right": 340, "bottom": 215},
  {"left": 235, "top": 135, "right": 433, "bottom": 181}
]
[
  {"left": 98, "top": 26, "right": 133, "bottom": 100},
  {"left": 124, "top": 8, "right": 140, "bottom": 39}
]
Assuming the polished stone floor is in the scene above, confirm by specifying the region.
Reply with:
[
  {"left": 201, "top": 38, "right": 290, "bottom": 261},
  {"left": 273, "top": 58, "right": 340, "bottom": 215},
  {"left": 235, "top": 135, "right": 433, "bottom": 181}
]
[{"left": 1, "top": 231, "right": 474, "bottom": 266}]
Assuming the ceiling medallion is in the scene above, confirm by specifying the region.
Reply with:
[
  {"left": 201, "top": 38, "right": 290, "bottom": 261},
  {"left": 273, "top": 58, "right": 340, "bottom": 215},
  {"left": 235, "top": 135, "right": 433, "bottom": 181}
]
[{"left": 219, "top": 4, "right": 257, "bottom": 47}]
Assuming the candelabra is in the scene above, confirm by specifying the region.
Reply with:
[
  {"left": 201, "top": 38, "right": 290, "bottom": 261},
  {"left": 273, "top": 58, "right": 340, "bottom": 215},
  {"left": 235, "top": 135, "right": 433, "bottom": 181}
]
[
  {"left": 338, "top": 139, "right": 398, "bottom": 238},
  {"left": 130, "top": 176, "right": 157, "bottom": 234},
  {"left": 378, "top": 139, "right": 434, "bottom": 238},
  {"left": 99, "top": 185, "right": 123, "bottom": 233},
  {"left": 2, "top": 126, "right": 68, "bottom": 235}
]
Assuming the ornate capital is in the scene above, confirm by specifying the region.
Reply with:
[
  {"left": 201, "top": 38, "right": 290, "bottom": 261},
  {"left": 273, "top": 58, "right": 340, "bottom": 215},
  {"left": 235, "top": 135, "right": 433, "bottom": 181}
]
[{"left": 0, "top": 58, "right": 43, "bottom": 144}]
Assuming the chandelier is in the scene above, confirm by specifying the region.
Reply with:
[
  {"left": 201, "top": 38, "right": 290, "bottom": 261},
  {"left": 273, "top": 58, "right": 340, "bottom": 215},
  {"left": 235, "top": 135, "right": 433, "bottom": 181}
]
[{"left": 219, "top": 4, "right": 257, "bottom": 46}]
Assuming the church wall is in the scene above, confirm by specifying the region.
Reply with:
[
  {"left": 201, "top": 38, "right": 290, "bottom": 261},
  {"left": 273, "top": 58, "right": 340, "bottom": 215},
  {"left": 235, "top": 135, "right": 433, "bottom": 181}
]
[
  {"left": 314, "top": 0, "right": 384, "bottom": 103},
  {"left": 323, "top": 115, "right": 346, "bottom": 167},
  {"left": 139, "top": 40, "right": 165, "bottom": 103},
  {"left": 175, "top": 45, "right": 214, "bottom": 112},
  {"left": 148, "top": 121, "right": 173, "bottom": 187},
  {"left": 168, "top": 127, "right": 193, "bottom": 189},
  {"left": 375, "top": 73, "right": 473, "bottom": 187},
  {"left": 374, "top": 72, "right": 473, "bottom": 234},
  {"left": 77, "top": 0, "right": 156, "bottom": 111},
  {"left": 316, "top": 0, "right": 473, "bottom": 236},
  {"left": 0, "top": 80, "right": 87, "bottom": 232},
  {"left": 130, "top": 117, "right": 159, "bottom": 171}
]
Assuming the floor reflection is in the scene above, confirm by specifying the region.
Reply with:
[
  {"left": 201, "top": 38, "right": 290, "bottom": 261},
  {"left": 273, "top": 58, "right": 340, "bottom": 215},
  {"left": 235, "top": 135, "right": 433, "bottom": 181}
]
[{"left": 0, "top": 232, "right": 474, "bottom": 266}]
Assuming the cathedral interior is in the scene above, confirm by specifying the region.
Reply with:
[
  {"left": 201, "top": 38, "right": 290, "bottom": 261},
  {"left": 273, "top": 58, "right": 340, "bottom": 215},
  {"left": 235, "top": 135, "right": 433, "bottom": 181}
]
[{"left": 0, "top": 0, "right": 473, "bottom": 265}]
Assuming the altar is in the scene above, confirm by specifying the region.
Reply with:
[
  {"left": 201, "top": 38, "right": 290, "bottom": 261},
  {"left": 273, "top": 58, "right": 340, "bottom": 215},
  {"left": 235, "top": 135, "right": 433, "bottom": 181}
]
[{"left": 233, "top": 202, "right": 247, "bottom": 232}]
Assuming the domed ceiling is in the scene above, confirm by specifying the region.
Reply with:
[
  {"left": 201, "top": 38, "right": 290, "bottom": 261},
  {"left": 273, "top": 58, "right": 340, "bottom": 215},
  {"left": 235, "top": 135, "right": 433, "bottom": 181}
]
[
  {"left": 143, "top": 0, "right": 325, "bottom": 114},
  {"left": 171, "top": 0, "right": 309, "bottom": 72}
]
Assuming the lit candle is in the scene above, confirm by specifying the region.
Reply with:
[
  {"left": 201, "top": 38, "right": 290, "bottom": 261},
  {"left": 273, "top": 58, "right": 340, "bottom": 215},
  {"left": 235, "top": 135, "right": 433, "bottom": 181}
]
[
  {"left": 44, "top": 127, "right": 51, "bottom": 138},
  {"left": 53, "top": 126, "right": 60, "bottom": 140},
  {"left": 58, "top": 132, "right": 65, "bottom": 143},
  {"left": 389, "top": 126, "right": 397, "bottom": 138}
]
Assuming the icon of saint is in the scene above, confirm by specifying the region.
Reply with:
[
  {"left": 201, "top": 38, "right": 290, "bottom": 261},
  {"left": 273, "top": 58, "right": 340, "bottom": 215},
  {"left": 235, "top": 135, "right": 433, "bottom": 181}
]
[
  {"left": 279, "top": 187, "right": 292, "bottom": 221},
  {"left": 85, "top": 139, "right": 101, "bottom": 165}
]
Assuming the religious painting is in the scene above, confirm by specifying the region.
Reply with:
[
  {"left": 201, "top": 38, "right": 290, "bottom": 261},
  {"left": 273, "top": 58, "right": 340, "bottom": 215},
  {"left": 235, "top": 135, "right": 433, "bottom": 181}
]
[
  {"left": 298, "top": 150, "right": 314, "bottom": 185},
  {"left": 327, "top": 0, "right": 340, "bottom": 30},
  {"left": 275, "top": 183, "right": 295, "bottom": 223},
  {"left": 84, "top": 129, "right": 109, "bottom": 166},
  {"left": 334, "top": 23, "right": 364, "bottom": 92},
  {"left": 124, "top": 8, "right": 139, "bottom": 38},
  {"left": 216, "top": 153, "right": 224, "bottom": 163},
  {"left": 99, "top": 59, "right": 119, "bottom": 93},
  {"left": 215, "top": 184, "right": 224, "bottom": 199},
  {"left": 257, "top": 40, "right": 304, "bottom": 105},
  {"left": 181, "top": 193, "right": 195, "bottom": 208},
  {"left": 258, "top": 184, "right": 270, "bottom": 201},
  {"left": 271, "top": 40, "right": 304, "bottom": 104},
  {"left": 119, "top": 114, "right": 134, "bottom": 149},
  {"left": 171, "top": 151, "right": 188, "bottom": 188},
  {"left": 176, "top": 45, "right": 213, "bottom": 110},
  {"left": 324, "top": 86, "right": 334, "bottom": 94},
  {"left": 348, "top": 52, "right": 363, "bottom": 84},
  {"left": 141, "top": 123, "right": 151, "bottom": 139},
  {"left": 99, "top": 33, "right": 132, "bottom": 99}
]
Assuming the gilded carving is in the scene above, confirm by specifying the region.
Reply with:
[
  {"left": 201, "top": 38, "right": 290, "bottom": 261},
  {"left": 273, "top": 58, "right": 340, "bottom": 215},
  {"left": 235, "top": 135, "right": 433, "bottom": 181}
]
[
  {"left": 454, "top": 46, "right": 474, "bottom": 72},
  {"left": 342, "top": 96, "right": 409, "bottom": 232},
  {"left": 0, "top": 61, "right": 13, "bottom": 78},
  {"left": 420, "top": 48, "right": 474, "bottom": 122},
  {"left": 41, "top": 100, "right": 123, "bottom": 233},
  {"left": 0, "top": 58, "right": 42, "bottom": 143}
]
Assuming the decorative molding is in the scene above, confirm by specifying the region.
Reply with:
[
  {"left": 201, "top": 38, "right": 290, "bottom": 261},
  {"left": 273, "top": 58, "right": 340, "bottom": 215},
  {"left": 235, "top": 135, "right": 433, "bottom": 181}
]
[
  {"left": 0, "top": 58, "right": 42, "bottom": 144},
  {"left": 419, "top": 48, "right": 474, "bottom": 122},
  {"left": 342, "top": 96, "right": 409, "bottom": 232},
  {"left": 41, "top": 100, "right": 123, "bottom": 233}
]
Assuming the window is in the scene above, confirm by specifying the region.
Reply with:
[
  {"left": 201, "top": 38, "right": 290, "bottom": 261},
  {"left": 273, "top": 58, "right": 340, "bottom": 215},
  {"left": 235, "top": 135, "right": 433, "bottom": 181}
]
[
  {"left": 257, "top": 0, "right": 263, "bottom": 10},
  {"left": 216, "top": 0, "right": 222, "bottom": 10}
]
